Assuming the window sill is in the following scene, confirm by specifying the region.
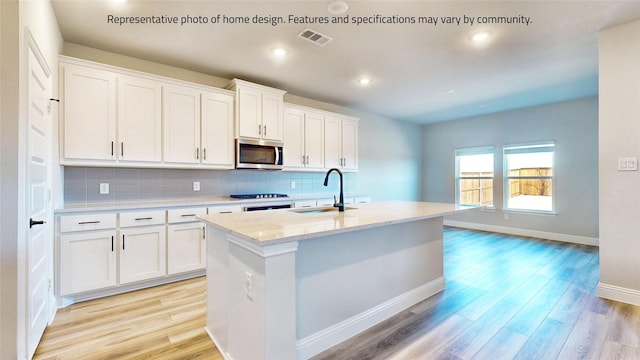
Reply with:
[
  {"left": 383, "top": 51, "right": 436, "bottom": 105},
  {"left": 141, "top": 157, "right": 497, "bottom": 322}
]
[{"left": 502, "top": 208, "right": 557, "bottom": 217}]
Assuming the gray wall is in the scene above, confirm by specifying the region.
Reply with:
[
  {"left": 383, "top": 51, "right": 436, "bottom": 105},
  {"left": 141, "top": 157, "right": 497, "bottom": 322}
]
[
  {"left": 598, "top": 20, "right": 640, "bottom": 302},
  {"left": 422, "top": 96, "right": 599, "bottom": 239},
  {"left": 61, "top": 44, "right": 423, "bottom": 204}
]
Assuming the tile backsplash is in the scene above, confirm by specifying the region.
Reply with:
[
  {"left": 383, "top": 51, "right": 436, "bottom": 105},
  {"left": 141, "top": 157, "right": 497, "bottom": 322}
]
[{"left": 64, "top": 167, "right": 358, "bottom": 204}]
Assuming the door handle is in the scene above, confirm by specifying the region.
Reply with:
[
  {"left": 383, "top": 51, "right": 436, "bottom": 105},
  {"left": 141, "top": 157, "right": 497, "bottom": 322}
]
[{"left": 29, "top": 218, "right": 46, "bottom": 228}]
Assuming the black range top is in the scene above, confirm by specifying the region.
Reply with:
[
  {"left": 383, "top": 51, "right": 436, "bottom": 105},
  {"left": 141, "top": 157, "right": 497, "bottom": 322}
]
[{"left": 230, "top": 193, "right": 289, "bottom": 199}]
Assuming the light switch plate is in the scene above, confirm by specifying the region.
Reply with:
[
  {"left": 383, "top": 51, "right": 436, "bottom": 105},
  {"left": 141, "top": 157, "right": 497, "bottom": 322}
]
[
  {"left": 618, "top": 157, "right": 638, "bottom": 171},
  {"left": 290, "top": 180, "right": 296, "bottom": 189},
  {"left": 193, "top": 181, "right": 201, "bottom": 191},
  {"left": 99, "top": 183, "right": 109, "bottom": 195}
]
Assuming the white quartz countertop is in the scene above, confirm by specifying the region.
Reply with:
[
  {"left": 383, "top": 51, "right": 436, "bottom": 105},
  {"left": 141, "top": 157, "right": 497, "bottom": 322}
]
[
  {"left": 54, "top": 193, "right": 367, "bottom": 214},
  {"left": 198, "top": 201, "right": 476, "bottom": 246}
]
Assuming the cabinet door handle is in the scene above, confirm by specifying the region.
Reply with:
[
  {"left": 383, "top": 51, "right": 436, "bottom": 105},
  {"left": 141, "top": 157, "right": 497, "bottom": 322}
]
[
  {"left": 263, "top": 125, "right": 267, "bottom": 136},
  {"left": 258, "top": 124, "right": 262, "bottom": 135},
  {"left": 219, "top": 211, "right": 232, "bottom": 214},
  {"left": 203, "top": 148, "right": 207, "bottom": 160},
  {"left": 78, "top": 221, "right": 100, "bottom": 225},
  {"left": 111, "top": 236, "right": 114, "bottom": 252},
  {"left": 306, "top": 155, "right": 310, "bottom": 164},
  {"left": 181, "top": 214, "right": 196, "bottom": 217},
  {"left": 202, "top": 226, "right": 206, "bottom": 239},
  {"left": 111, "top": 141, "right": 114, "bottom": 156},
  {"left": 196, "top": 147, "right": 199, "bottom": 160},
  {"left": 302, "top": 155, "right": 305, "bottom": 165},
  {"left": 122, "top": 234, "right": 125, "bottom": 250},
  {"left": 134, "top": 217, "right": 153, "bottom": 221},
  {"left": 121, "top": 142, "right": 124, "bottom": 157}
]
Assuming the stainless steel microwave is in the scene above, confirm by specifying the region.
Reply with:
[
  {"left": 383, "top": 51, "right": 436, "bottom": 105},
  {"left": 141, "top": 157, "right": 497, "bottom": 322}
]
[{"left": 236, "top": 138, "right": 284, "bottom": 170}]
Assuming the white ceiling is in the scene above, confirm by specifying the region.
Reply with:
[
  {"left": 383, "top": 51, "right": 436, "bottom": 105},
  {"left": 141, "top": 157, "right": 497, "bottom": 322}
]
[{"left": 51, "top": 0, "right": 640, "bottom": 124}]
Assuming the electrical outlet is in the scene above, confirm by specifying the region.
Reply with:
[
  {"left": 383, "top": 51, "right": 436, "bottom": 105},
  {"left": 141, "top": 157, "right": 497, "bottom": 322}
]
[
  {"left": 503, "top": 213, "right": 509, "bottom": 220},
  {"left": 290, "top": 180, "right": 296, "bottom": 189},
  {"left": 244, "top": 271, "right": 254, "bottom": 300},
  {"left": 193, "top": 181, "right": 200, "bottom": 191},
  {"left": 99, "top": 183, "right": 109, "bottom": 195}
]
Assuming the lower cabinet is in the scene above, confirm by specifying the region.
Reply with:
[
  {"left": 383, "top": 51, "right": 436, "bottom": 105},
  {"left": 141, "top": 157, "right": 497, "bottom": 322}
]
[
  {"left": 60, "top": 229, "right": 117, "bottom": 296},
  {"left": 119, "top": 210, "right": 167, "bottom": 284},
  {"left": 167, "top": 207, "right": 208, "bottom": 275},
  {"left": 167, "top": 222, "right": 205, "bottom": 275},
  {"left": 119, "top": 224, "right": 167, "bottom": 284}
]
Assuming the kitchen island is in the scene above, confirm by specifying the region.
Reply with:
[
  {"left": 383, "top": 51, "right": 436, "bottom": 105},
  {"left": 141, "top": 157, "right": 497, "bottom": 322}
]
[{"left": 199, "top": 201, "right": 474, "bottom": 360}]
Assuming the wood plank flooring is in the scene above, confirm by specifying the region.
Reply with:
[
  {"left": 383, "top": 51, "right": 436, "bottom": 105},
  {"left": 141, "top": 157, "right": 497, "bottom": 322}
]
[
  {"left": 33, "top": 277, "right": 222, "bottom": 360},
  {"left": 34, "top": 227, "right": 640, "bottom": 360},
  {"left": 313, "top": 227, "right": 640, "bottom": 360}
]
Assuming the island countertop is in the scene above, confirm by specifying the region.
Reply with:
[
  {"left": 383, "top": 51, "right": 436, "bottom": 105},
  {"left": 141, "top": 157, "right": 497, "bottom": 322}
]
[{"left": 198, "top": 200, "right": 475, "bottom": 246}]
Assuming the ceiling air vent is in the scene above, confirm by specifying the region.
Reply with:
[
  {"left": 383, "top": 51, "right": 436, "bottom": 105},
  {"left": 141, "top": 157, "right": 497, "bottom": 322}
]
[{"left": 298, "top": 28, "right": 333, "bottom": 46}]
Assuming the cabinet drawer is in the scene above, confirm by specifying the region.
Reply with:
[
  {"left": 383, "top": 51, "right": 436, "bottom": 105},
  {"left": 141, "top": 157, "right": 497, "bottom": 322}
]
[
  {"left": 316, "top": 198, "right": 335, "bottom": 207},
  {"left": 167, "top": 207, "right": 207, "bottom": 224},
  {"left": 59, "top": 213, "right": 117, "bottom": 233},
  {"left": 119, "top": 210, "right": 165, "bottom": 227},
  {"left": 208, "top": 204, "right": 243, "bottom": 214},
  {"left": 294, "top": 200, "right": 317, "bottom": 209}
]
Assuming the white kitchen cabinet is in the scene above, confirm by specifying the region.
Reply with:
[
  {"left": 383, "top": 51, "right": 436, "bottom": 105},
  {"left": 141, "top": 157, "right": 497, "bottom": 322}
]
[
  {"left": 228, "top": 79, "right": 286, "bottom": 142},
  {"left": 283, "top": 106, "right": 325, "bottom": 171},
  {"left": 293, "top": 200, "right": 317, "bottom": 209},
  {"left": 167, "top": 207, "right": 207, "bottom": 275},
  {"left": 60, "top": 56, "right": 234, "bottom": 169},
  {"left": 59, "top": 213, "right": 117, "bottom": 296},
  {"left": 61, "top": 61, "right": 163, "bottom": 165},
  {"left": 117, "top": 75, "right": 162, "bottom": 163},
  {"left": 201, "top": 91, "right": 234, "bottom": 168},
  {"left": 325, "top": 115, "right": 359, "bottom": 172},
  {"left": 208, "top": 204, "right": 243, "bottom": 214},
  {"left": 163, "top": 85, "right": 235, "bottom": 168},
  {"left": 61, "top": 62, "right": 116, "bottom": 163},
  {"left": 163, "top": 84, "right": 201, "bottom": 164},
  {"left": 119, "top": 210, "right": 166, "bottom": 284}
]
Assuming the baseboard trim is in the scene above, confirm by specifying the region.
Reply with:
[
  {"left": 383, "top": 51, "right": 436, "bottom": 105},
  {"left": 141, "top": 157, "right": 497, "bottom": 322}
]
[
  {"left": 205, "top": 327, "right": 233, "bottom": 360},
  {"left": 296, "top": 276, "right": 446, "bottom": 359},
  {"left": 597, "top": 283, "right": 640, "bottom": 306},
  {"left": 444, "top": 220, "right": 599, "bottom": 246}
]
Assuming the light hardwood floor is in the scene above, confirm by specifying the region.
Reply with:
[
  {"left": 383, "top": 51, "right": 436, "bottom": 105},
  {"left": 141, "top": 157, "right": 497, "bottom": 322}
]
[
  {"left": 33, "top": 276, "right": 221, "bottom": 360},
  {"left": 314, "top": 227, "right": 640, "bottom": 360},
  {"left": 35, "top": 227, "right": 640, "bottom": 360}
]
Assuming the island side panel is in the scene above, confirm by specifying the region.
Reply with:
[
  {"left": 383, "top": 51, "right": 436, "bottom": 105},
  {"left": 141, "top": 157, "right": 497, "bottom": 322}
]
[
  {"left": 226, "top": 238, "right": 298, "bottom": 360},
  {"left": 205, "top": 226, "right": 230, "bottom": 356},
  {"left": 296, "top": 217, "right": 445, "bottom": 358}
]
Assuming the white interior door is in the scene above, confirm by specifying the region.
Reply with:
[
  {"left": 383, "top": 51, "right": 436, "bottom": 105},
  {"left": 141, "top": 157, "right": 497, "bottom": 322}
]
[{"left": 26, "top": 37, "right": 53, "bottom": 359}]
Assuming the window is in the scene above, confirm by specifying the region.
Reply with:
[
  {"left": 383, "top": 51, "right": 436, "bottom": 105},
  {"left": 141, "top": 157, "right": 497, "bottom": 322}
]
[
  {"left": 455, "top": 147, "right": 494, "bottom": 207},
  {"left": 503, "top": 142, "right": 555, "bottom": 213}
]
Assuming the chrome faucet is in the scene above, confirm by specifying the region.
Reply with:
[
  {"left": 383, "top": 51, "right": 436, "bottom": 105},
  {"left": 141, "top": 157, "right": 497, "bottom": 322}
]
[{"left": 323, "top": 168, "right": 345, "bottom": 212}]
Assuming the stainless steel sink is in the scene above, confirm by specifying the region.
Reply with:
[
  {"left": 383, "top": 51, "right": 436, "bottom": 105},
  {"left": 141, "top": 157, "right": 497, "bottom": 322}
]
[{"left": 289, "top": 206, "right": 357, "bottom": 214}]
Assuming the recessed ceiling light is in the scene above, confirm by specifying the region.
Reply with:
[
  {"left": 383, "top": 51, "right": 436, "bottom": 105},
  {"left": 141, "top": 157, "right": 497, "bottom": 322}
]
[
  {"left": 470, "top": 32, "right": 491, "bottom": 42},
  {"left": 358, "top": 77, "right": 372, "bottom": 86},
  {"left": 272, "top": 48, "right": 288, "bottom": 57},
  {"left": 328, "top": 1, "right": 349, "bottom": 15}
]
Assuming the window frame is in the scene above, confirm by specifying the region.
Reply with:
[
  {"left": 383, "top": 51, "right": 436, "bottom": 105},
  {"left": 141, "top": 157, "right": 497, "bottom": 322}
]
[
  {"left": 502, "top": 141, "right": 556, "bottom": 215},
  {"left": 454, "top": 146, "right": 495, "bottom": 209}
]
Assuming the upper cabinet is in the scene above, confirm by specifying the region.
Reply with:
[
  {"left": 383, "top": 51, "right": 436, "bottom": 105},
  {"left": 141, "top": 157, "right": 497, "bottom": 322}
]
[
  {"left": 118, "top": 75, "right": 163, "bottom": 163},
  {"left": 283, "top": 105, "right": 325, "bottom": 171},
  {"left": 324, "top": 115, "right": 358, "bottom": 172},
  {"left": 162, "top": 84, "right": 201, "bottom": 165},
  {"left": 201, "top": 91, "right": 235, "bottom": 167},
  {"left": 61, "top": 63, "right": 117, "bottom": 163},
  {"left": 59, "top": 57, "right": 234, "bottom": 169},
  {"left": 227, "top": 79, "right": 286, "bottom": 142}
]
